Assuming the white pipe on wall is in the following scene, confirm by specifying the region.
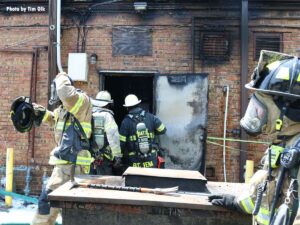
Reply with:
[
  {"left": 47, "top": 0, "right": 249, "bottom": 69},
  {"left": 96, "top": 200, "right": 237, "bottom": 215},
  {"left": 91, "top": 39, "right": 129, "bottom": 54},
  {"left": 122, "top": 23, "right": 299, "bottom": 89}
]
[
  {"left": 223, "top": 85, "right": 229, "bottom": 183},
  {"left": 56, "top": 0, "right": 64, "bottom": 73}
]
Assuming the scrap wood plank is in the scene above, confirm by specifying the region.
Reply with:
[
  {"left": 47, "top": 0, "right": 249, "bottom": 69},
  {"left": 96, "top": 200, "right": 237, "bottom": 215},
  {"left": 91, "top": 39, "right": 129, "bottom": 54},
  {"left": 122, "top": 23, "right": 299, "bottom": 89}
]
[{"left": 48, "top": 181, "right": 238, "bottom": 212}]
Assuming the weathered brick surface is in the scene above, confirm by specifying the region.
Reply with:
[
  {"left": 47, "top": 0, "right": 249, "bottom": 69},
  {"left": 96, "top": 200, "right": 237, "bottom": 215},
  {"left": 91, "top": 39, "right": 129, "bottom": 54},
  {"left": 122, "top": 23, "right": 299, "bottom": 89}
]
[{"left": 1, "top": 2, "right": 300, "bottom": 194}]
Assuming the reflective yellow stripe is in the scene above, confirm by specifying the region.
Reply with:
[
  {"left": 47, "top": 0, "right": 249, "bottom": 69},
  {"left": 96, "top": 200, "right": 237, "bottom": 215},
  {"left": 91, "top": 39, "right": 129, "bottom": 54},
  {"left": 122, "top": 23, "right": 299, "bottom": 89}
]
[
  {"left": 56, "top": 121, "right": 71, "bottom": 131},
  {"left": 70, "top": 95, "right": 84, "bottom": 115},
  {"left": 104, "top": 153, "right": 113, "bottom": 161},
  {"left": 266, "top": 61, "right": 281, "bottom": 70},
  {"left": 42, "top": 111, "right": 50, "bottom": 122},
  {"left": 298, "top": 72, "right": 300, "bottom": 82},
  {"left": 157, "top": 124, "right": 165, "bottom": 132},
  {"left": 50, "top": 158, "right": 70, "bottom": 165},
  {"left": 76, "top": 156, "right": 94, "bottom": 165},
  {"left": 128, "top": 149, "right": 156, "bottom": 156},
  {"left": 275, "top": 67, "right": 290, "bottom": 80},
  {"left": 129, "top": 135, "right": 136, "bottom": 141},
  {"left": 80, "top": 122, "right": 92, "bottom": 137},
  {"left": 120, "top": 135, "right": 126, "bottom": 142},
  {"left": 149, "top": 132, "right": 154, "bottom": 139},
  {"left": 255, "top": 208, "right": 270, "bottom": 225},
  {"left": 240, "top": 197, "right": 254, "bottom": 214}
]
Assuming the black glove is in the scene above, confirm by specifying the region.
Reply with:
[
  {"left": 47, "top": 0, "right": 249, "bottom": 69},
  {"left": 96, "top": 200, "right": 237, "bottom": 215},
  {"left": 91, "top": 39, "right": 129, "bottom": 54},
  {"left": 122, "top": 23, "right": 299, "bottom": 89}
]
[
  {"left": 113, "top": 157, "right": 123, "bottom": 169},
  {"left": 208, "top": 194, "right": 242, "bottom": 212}
]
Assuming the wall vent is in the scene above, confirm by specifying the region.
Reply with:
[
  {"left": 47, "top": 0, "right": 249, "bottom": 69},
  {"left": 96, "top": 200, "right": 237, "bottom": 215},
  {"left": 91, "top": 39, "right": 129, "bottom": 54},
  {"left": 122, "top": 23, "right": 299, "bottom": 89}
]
[
  {"left": 254, "top": 33, "right": 282, "bottom": 60},
  {"left": 199, "top": 32, "right": 230, "bottom": 62}
]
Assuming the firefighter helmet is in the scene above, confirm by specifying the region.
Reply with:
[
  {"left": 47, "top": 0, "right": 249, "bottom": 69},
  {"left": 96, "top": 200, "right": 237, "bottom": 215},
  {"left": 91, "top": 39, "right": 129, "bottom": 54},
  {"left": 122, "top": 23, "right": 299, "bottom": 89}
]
[
  {"left": 246, "top": 50, "right": 300, "bottom": 99},
  {"left": 91, "top": 91, "right": 113, "bottom": 107},
  {"left": 10, "top": 96, "right": 35, "bottom": 133},
  {"left": 123, "top": 94, "right": 141, "bottom": 107}
]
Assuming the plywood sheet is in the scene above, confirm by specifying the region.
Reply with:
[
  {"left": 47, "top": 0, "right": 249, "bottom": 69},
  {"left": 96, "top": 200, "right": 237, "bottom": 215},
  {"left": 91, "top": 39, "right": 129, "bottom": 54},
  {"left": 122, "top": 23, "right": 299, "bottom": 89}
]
[{"left": 123, "top": 167, "right": 207, "bottom": 181}]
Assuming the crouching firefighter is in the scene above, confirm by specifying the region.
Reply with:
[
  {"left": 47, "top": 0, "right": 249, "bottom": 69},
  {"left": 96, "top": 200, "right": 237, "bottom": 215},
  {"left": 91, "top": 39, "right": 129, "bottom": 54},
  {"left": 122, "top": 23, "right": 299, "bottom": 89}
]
[
  {"left": 90, "top": 91, "right": 122, "bottom": 175},
  {"left": 208, "top": 50, "right": 300, "bottom": 225},
  {"left": 27, "top": 72, "right": 93, "bottom": 225},
  {"left": 119, "top": 94, "right": 166, "bottom": 169}
]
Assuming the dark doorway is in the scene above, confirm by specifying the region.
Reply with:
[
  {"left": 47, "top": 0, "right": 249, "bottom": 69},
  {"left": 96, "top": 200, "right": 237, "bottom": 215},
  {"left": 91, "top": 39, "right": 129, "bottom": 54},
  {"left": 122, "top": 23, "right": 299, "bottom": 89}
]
[{"left": 103, "top": 74, "right": 154, "bottom": 126}]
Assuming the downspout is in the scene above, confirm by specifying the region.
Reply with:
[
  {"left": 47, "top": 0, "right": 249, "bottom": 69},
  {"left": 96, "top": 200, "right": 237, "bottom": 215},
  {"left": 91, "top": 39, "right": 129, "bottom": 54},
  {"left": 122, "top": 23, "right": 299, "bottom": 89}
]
[
  {"left": 240, "top": 0, "right": 249, "bottom": 182},
  {"left": 223, "top": 85, "right": 229, "bottom": 182},
  {"left": 56, "top": 0, "right": 64, "bottom": 73}
]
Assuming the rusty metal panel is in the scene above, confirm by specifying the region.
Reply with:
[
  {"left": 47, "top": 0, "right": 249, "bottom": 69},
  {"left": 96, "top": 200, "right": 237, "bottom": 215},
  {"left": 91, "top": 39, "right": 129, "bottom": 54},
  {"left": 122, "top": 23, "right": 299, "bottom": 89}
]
[
  {"left": 112, "top": 27, "right": 152, "bottom": 56},
  {"left": 155, "top": 74, "right": 208, "bottom": 172},
  {"left": 59, "top": 203, "right": 251, "bottom": 225}
]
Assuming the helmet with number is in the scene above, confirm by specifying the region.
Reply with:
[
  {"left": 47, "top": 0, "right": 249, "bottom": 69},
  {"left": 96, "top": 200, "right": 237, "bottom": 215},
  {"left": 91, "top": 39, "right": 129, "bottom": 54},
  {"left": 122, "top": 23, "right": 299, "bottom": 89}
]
[
  {"left": 246, "top": 50, "right": 300, "bottom": 99},
  {"left": 91, "top": 91, "right": 113, "bottom": 107},
  {"left": 123, "top": 94, "right": 141, "bottom": 107},
  {"left": 10, "top": 96, "right": 35, "bottom": 133}
]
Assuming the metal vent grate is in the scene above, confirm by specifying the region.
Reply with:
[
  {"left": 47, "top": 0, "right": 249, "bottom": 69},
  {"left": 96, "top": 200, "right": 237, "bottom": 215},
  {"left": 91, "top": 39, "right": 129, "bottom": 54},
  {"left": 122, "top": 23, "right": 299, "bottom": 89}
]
[
  {"left": 254, "top": 33, "right": 282, "bottom": 60},
  {"left": 200, "top": 32, "right": 230, "bottom": 61}
]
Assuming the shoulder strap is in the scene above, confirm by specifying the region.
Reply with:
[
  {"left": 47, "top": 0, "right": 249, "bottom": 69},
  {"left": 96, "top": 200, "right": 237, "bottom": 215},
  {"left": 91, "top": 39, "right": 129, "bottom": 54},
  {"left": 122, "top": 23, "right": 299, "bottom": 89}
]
[
  {"left": 93, "top": 107, "right": 114, "bottom": 116},
  {"left": 71, "top": 114, "right": 90, "bottom": 145},
  {"left": 59, "top": 112, "right": 70, "bottom": 145}
]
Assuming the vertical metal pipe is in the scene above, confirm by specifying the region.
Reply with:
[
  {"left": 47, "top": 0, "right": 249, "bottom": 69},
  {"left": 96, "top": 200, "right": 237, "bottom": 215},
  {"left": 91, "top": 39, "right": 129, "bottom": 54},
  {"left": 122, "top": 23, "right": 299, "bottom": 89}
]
[
  {"left": 29, "top": 48, "right": 38, "bottom": 162},
  {"left": 48, "top": 0, "right": 58, "bottom": 109},
  {"left": 223, "top": 85, "right": 229, "bottom": 182},
  {"left": 191, "top": 17, "right": 195, "bottom": 73},
  {"left": 56, "top": 0, "right": 63, "bottom": 73},
  {"left": 240, "top": 0, "right": 249, "bottom": 182}
]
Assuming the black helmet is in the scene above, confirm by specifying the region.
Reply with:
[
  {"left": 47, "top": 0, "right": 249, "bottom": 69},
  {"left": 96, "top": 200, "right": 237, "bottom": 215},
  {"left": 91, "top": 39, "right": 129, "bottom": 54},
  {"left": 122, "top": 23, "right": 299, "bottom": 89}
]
[
  {"left": 10, "top": 96, "right": 35, "bottom": 133},
  {"left": 246, "top": 50, "right": 300, "bottom": 124},
  {"left": 246, "top": 50, "right": 300, "bottom": 99}
]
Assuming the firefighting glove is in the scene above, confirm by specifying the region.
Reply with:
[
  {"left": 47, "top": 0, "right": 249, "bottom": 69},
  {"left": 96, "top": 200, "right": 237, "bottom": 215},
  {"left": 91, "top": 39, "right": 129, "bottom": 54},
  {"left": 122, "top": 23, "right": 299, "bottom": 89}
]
[
  {"left": 32, "top": 103, "right": 46, "bottom": 127},
  {"left": 113, "top": 157, "right": 123, "bottom": 169},
  {"left": 208, "top": 194, "right": 243, "bottom": 213}
]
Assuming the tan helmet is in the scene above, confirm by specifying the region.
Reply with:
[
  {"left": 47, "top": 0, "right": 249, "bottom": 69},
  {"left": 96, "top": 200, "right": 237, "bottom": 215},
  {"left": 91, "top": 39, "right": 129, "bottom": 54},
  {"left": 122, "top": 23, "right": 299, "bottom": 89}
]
[
  {"left": 123, "top": 94, "right": 141, "bottom": 107},
  {"left": 91, "top": 90, "right": 113, "bottom": 107}
]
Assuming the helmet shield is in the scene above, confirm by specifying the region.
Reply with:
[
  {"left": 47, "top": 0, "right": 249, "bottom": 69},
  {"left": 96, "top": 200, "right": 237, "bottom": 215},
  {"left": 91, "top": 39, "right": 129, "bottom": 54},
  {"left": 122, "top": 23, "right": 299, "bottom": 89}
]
[{"left": 240, "top": 93, "right": 268, "bottom": 135}]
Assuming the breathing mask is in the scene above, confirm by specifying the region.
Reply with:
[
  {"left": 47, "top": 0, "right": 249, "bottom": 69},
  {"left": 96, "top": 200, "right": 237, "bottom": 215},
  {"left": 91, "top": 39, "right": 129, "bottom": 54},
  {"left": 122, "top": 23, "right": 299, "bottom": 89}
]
[
  {"left": 49, "top": 79, "right": 60, "bottom": 105},
  {"left": 240, "top": 93, "right": 268, "bottom": 135}
]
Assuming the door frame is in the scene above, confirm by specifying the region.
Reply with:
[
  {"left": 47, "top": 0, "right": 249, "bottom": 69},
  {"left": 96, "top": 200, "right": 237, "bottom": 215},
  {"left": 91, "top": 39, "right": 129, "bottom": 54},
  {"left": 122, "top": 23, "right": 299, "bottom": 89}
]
[{"left": 98, "top": 70, "right": 158, "bottom": 113}]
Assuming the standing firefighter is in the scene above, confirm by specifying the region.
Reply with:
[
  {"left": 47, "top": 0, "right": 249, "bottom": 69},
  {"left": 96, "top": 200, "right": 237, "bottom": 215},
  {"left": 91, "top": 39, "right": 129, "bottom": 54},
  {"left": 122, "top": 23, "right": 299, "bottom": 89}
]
[
  {"left": 209, "top": 50, "right": 300, "bottom": 225},
  {"left": 29, "top": 72, "right": 93, "bottom": 225},
  {"left": 90, "top": 91, "right": 122, "bottom": 175},
  {"left": 119, "top": 94, "right": 166, "bottom": 169}
]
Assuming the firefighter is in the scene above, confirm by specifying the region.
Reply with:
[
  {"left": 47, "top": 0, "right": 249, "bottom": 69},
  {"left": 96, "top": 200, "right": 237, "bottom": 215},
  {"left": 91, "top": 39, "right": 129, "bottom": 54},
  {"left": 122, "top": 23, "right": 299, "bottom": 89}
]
[
  {"left": 90, "top": 91, "right": 122, "bottom": 175},
  {"left": 31, "top": 72, "right": 93, "bottom": 225},
  {"left": 208, "top": 50, "right": 300, "bottom": 225},
  {"left": 119, "top": 94, "right": 166, "bottom": 169}
]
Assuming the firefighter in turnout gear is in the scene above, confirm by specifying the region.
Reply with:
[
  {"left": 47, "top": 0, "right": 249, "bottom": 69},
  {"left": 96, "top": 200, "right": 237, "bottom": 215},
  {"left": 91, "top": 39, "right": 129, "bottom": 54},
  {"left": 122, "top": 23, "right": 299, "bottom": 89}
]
[
  {"left": 31, "top": 72, "right": 93, "bottom": 225},
  {"left": 90, "top": 91, "right": 122, "bottom": 175},
  {"left": 119, "top": 94, "right": 166, "bottom": 169},
  {"left": 208, "top": 50, "right": 300, "bottom": 225}
]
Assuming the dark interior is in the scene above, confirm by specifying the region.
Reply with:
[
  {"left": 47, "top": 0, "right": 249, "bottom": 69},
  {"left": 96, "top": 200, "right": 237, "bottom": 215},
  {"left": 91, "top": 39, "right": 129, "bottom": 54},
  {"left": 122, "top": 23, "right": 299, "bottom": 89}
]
[{"left": 104, "top": 74, "right": 154, "bottom": 126}]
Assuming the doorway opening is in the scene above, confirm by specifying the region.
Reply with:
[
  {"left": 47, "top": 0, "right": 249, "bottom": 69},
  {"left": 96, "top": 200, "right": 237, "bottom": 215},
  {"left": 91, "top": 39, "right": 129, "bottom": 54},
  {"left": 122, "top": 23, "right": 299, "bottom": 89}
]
[{"left": 102, "top": 73, "right": 154, "bottom": 126}]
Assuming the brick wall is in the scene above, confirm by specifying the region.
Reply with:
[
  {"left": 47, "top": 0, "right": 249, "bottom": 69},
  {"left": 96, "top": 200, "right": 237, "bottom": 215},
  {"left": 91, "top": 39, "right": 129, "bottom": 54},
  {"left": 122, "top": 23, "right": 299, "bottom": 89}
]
[
  {"left": 1, "top": 1, "right": 300, "bottom": 194},
  {"left": 0, "top": 13, "right": 52, "bottom": 194}
]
